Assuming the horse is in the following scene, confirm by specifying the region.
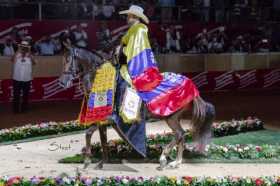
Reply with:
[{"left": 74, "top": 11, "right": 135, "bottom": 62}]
[
  {"left": 58, "top": 42, "right": 133, "bottom": 170},
  {"left": 58, "top": 41, "right": 215, "bottom": 170}
]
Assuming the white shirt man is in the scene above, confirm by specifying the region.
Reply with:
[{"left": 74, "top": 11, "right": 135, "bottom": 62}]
[
  {"left": 12, "top": 41, "right": 36, "bottom": 113},
  {"left": 12, "top": 52, "right": 33, "bottom": 82}
]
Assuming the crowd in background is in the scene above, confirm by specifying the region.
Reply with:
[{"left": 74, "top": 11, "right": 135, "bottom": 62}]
[
  {"left": 0, "top": 0, "right": 280, "bottom": 22},
  {"left": 1, "top": 0, "right": 280, "bottom": 55},
  {"left": 0, "top": 23, "right": 89, "bottom": 56},
  {"left": 1, "top": 22, "right": 280, "bottom": 56},
  {"left": 151, "top": 23, "right": 280, "bottom": 54}
]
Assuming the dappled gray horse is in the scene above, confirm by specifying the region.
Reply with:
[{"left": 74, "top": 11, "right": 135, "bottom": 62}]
[
  {"left": 59, "top": 46, "right": 131, "bottom": 169},
  {"left": 59, "top": 44, "right": 216, "bottom": 170}
]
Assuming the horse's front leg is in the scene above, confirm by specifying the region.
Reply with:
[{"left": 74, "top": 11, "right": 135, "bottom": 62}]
[
  {"left": 95, "top": 125, "right": 109, "bottom": 169},
  {"left": 83, "top": 125, "right": 98, "bottom": 169}
]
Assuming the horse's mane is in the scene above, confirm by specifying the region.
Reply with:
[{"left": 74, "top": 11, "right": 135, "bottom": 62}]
[{"left": 60, "top": 31, "right": 105, "bottom": 63}]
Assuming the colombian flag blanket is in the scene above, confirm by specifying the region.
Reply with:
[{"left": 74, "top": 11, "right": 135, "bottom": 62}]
[
  {"left": 78, "top": 62, "right": 116, "bottom": 125},
  {"left": 121, "top": 23, "right": 200, "bottom": 116}
]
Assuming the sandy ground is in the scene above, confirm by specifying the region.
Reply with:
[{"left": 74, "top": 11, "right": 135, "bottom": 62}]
[
  {"left": 0, "top": 91, "right": 280, "bottom": 177},
  {"left": 0, "top": 120, "right": 280, "bottom": 177}
]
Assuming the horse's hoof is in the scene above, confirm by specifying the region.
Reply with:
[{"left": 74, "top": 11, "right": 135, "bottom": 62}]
[
  {"left": 94, "top": 160, "right": 104, "bottom": 170},
  {"left": 95, "top": 162, "right": 103, "bottom": 170},
  {"left": 83, "top": 157, "right": 91, "bottom": 169},
  {"left": 167, "top": 161, "right": 180, "bottom": 169},
  {"left": 156, "top": 166, "right": 165, "bottom": 171},
  {"left": 158, "top": 156, "right": 167, "bottom": 171}
]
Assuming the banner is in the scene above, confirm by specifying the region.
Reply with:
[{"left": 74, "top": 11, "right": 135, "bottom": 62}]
[{"left": 1, "top": 69, "right": 279, "bottom": 103}]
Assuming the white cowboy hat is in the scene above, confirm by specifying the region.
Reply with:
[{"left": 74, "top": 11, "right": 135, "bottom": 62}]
[
  {"left": 119, "top": 5, "right": 149, "bottom": 24},
  {"left": 18, "top": 40, "right": 31, "bottom": 48}
]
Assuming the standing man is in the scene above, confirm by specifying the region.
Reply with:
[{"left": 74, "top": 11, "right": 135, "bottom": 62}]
[{"left": 11, "top": 41, "right": 36, "bottom": 113}]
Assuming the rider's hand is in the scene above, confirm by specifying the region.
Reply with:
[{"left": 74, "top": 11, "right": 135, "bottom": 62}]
[{"left": 115, "top": 45, "right": 122, "bottom": 55}]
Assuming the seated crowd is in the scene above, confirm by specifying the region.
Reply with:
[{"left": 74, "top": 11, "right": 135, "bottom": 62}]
[{"left": 1, "top": 23, "right": 280, "bottom": 56}]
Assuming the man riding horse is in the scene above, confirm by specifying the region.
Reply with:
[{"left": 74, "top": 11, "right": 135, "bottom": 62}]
[
  {"left": 59, "top": 5, "right": 215, "bottom": 170},
  {"left": 115, "top": 5, "right": 215, "bottom": 169}
]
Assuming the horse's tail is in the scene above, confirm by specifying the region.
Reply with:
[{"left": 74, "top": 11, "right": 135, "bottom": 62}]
[{"left": 191, "top": 96, "right": 215, "bottom": 152}]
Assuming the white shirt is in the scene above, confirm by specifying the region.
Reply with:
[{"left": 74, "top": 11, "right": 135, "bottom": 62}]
[
  {"left": 3, "top": 45, "right": 15, "bottom": 56},
  {"left": 74, "top": 31, "right": 88, "bottom": 48},
  {"left": 13, "top": 53, "right": 33, "bottom": 82}
]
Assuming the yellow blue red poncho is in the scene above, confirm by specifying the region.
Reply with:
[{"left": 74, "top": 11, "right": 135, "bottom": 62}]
[{"left": 121, "top": 23, "right": 199, "bottom": 116}]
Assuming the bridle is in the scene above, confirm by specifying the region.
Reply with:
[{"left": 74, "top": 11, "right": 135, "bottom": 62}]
[{"left": 59, "top": 48, "right": 81, "bottom": 88}]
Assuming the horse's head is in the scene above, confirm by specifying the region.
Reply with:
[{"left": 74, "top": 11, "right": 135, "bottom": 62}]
[{"left": 59, "top": 49, "right": 79, "bottom": 89}]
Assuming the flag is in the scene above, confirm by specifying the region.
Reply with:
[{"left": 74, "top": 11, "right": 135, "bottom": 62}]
[{"left": 122, "top": 23, "right": 199, "bottom": 116}]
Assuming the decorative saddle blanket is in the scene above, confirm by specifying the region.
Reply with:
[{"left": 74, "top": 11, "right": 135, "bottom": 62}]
[{"left": 78, "top": 62, "right": 116, "bottom": 125}]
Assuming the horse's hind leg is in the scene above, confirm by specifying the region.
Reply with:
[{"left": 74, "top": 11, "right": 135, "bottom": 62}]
[
  {"left": 167, "top": 120, "right": 185, "bottom": 169},
  {"left": 158, "top": 113, "right": 185, "bottom": 170},
  {"left": 83, "top": 125, "right": 98, "bottom": 169},
  {"left": 95, "top": 125, "right": 108, "bottom": 169}
]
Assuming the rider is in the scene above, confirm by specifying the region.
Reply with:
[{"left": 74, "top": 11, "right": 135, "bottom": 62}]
[
  {"left": 117, "top": 5, "right": 199, "bottom": 117},
  {"left": 109, "top": 5, "right": 152, "bottom": 158}
]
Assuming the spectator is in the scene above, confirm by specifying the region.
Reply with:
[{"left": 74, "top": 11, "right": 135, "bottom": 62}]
[
  {"left": 96, "top": 22, "right": 112, "bottom": 50},
  {"left": 151, "top": 37, "right": 161, "bottom": 54},
  {"left": 181, "top": 37, "right": 192, "bottom": 52},
  {"left": 146, "top": 0, "right": 156, "bottom": 20},
  {"left": 102, "top": 1, "right": 115, "bottom": 20},
  {"left": 232, "top": 0, "right": 242, "bottom": 22},
  {"left": 208, "top": 36, "right": 224, "bottom": 53},
  {"left": 91, "top": 1, "right": 100, "bottom": 19},
  {"left": 10, "top": 26, "right": 28, "bottom": 42},
  {"left": 11, "top": 41, "right": 36, "bottom": 113},
  {"left": 249, "top": 0, "right": 259, "bottom": 21},
  {"left": 271, "top": 24, "right": 280, "bottom": 51},
  {"left": 202, "top": 0, "right": 211, "bottom": 23},
  {"left": 196, "top": 28, "right": 209, "bottom": 53},
  {"left": 36, "top": 36, "right": 57, "bottom": 56},
  {"left": 159, "top": 0, "right": 175, "bottom": 22},
  {"left": 214, "top": 0, "right": 226, "bottom": 23},
  {"left": 230, "top": 35, "right": 246, "bottom": 53},
  {"left": 24, "top": 36, "right": 37, "bottom": 53},
  {"left": 78, "top": 0, "right": 92, "bottom": 19},
  {"left": 256, "top": 39, "right": 271, "bottom": 52},
  {"left": 273, "top": 0, "right": 280, "bottom": 21},
  {"left": 161, "top": 24, "right": 182, "bottom": 53},
  {"left": 1, "top": 37, "right": 17, "bottom": 56},
  {"left": 208, "top": 36, "right": 217, "bottom": 52},
  {"left": 52, "top": 37, "right": 62, "bottom": 54},
  {"left": 73, "top": 24, "right": 88, "bottom": 48}
]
